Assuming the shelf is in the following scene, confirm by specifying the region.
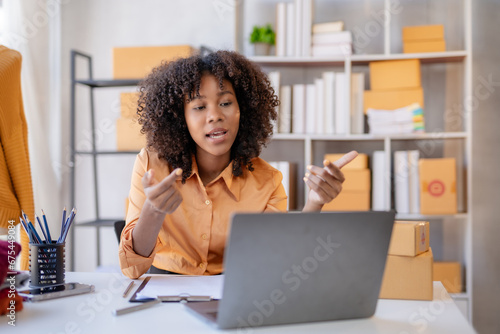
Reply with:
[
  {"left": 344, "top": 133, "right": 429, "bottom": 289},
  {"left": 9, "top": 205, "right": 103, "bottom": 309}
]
[
  {"left": 395, "top": 213, "right": 468, "bottom": 220},
  {"left": 450, "top": 292, "right": 470, "bottom": 300},
  {"left": 250, "top": 51, "right": 467, "bottom": 67},
  {"left": 75, "top": 219, "right": 121, "bottom": 227},
  {"left": 272, "top": 132, "right": 467, "bottom": 141},
  {"left": 75, "top": 79, "right": 140, "bottom": 88},
  {"left": 75, "top": 150, "right": 140, "bottom": 155}
]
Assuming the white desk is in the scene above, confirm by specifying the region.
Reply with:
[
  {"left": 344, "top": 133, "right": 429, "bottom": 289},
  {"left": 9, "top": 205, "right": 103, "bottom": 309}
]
[{"left": 7, "top": 272, "right": 476, "bottom": 333}]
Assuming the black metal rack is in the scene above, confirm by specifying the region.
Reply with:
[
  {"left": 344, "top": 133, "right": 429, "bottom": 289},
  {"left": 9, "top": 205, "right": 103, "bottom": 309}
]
[{"left": 69, "top": 50, "right": 140, "bottom": 270}]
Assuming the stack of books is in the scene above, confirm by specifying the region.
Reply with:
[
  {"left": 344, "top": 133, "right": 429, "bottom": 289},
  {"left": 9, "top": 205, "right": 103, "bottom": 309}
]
[
  {"left": 311, "top": 22, "right": 352, "bottom": 57},
  {"left": 367, "top": 103, "right": 424, "bottom": 135}
]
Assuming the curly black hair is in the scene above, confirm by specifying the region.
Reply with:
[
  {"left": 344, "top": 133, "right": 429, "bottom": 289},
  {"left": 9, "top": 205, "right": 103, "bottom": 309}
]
[{"left": 137, "top": 50, "right": 279, "bottom": 182}]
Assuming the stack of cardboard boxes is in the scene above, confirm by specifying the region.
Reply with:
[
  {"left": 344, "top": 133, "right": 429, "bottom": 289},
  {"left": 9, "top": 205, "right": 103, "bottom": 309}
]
[
  {"left": 321, "top": 153, "right": 370, "bottom": 211},
  {"left": 402, "top": 24, "right": 446, "bottom": 54},
  {"left": 380, "top": 220, "right": 433, "bottom": 300},
  {"left": 113, "top": 45, "right": 197, "bottom": 151},
  {"left": 363, "top": 59, "right": 424, "bottom": 119}
]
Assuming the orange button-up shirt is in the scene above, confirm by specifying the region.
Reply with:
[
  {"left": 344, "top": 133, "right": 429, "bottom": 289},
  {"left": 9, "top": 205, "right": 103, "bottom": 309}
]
[{"left": 119, "top": 149, "right": 287, "bottom": 279}]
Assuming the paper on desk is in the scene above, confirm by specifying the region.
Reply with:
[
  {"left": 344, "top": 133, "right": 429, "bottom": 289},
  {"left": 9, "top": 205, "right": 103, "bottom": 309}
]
[{"left": 137, "top": 275, "right": 224, "bottom": 299}]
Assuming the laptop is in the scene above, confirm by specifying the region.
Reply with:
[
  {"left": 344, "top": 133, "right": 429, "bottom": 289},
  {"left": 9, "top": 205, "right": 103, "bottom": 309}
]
[{"left": 186, "top": 211, "right": 395, "bottom": 329}]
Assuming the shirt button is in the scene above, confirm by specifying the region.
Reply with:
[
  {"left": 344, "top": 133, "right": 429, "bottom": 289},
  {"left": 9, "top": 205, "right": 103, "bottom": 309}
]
[
  {"left": 199, "top": 263, "right": 205, "bottom": 268},
  {"left": 201, "top": 234, "right": 208, "bottom": 240},
  {"left": 205, "top": 200, "right": 211, "bottom": 205}
]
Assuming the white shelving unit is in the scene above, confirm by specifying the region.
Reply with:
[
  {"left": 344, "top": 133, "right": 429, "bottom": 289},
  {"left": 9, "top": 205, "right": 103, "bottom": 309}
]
[{"left": 243, "top": 0, "right": 473, "bottom": 322}]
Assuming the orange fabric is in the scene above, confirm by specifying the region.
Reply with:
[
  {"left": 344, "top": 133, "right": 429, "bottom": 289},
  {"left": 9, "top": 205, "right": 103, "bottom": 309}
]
[
  {"left": 0, "top": 46, "right": 34, "bottom": 270},
  {"left": 119, "top": 148, "right": 287, "bottom": 278}
]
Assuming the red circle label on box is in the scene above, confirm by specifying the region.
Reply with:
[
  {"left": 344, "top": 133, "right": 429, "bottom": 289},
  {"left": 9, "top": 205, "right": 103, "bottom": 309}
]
[{"left": 428, "top": 180, "right": 445, "bottom": 197}]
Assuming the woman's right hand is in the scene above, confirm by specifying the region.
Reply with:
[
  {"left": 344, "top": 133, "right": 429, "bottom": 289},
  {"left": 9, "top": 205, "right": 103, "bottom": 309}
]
[{"left": 141, "top": 168, "right": 183, "bottom": 215}]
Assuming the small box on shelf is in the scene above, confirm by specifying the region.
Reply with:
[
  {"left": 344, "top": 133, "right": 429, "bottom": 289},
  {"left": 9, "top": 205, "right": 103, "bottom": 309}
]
[
  {"left": 419, "top": 158, "right": 457, "bottom": 215},
  {"left": 113, "top": 45, "right": 197, "bottom": 79}
]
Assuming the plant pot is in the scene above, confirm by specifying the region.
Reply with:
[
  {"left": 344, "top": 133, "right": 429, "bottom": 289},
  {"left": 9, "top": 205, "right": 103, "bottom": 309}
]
[{"left": 253, "top": 42, "right": 271, "bottom": 56}]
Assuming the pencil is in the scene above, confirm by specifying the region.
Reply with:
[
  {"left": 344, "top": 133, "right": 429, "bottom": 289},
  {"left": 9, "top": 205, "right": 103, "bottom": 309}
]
[
  {"left": 60, "top": 207, "right": 66, "bottom": 241},
  {"left": 27, "top": 221, "right": 42, "bottom": 244},
  {"left": 19, "top": 217, "right": 31, "bottom": 242},
  {"left": 59, "top": 208, "right": 76, "bottom": 243},
  {"left": 111, "top": 299, "right": 161, "bottom": 316},
  {"left": 123, "top": 281, "right": 134, "bottom": 298},
  {"left": 35, "top": 214, "right": 48, "bottom": 242},
  {"left": 41, "top": 209, "right": 52, "bottom": 243}
]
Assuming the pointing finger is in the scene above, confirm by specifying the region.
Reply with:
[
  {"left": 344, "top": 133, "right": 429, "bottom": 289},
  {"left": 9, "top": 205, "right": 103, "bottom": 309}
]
[{"left": 331, "top": 151, "right": 358, "bottom": 169}]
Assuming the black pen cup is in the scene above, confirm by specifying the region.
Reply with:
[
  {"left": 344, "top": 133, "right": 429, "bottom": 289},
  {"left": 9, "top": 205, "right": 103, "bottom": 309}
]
[{"left": 29, "top": 242, "right": 65, "bottom": 287}]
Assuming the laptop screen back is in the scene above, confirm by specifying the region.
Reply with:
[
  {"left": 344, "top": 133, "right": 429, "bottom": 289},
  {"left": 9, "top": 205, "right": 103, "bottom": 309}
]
[{"left": 216, "top": 211, "right": 395, "bottom": 329}]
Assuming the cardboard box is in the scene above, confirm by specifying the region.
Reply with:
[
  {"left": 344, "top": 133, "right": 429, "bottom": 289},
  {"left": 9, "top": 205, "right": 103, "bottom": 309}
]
[
  {"left": 402, "top": 25, "right": 444, "bottom": 41},
  {"left": 113, "top": 45, "right": 196, "bottom": 79},
  {"left": 323, "top": 153, "right": 368, "bottom": 170},
  {"left": 120, "top": 92, "right": 140, "bottom": 118},
  {"left": 363, "top": 88, "right": 424, "bottom": 114},
  {"left": 379, "top": 248, "right": 433, "bottom": 300},
  {"left": 341, "top": 169, "right": 371, "bottom": 191},
  {"left": 116, "top": 117, "right": 147, "bottom": 151},
  {"left": 403, "top": 40, "right": 446, "bottom": 53},
  {"left": 322, "top": 191, "right": 370, "bottom": 211},
  {"left": 369, "top": 59, "right": 421, "bottom": 91},
  {"left": 433, "top": 261, "right": 462, "bottom": 293},
  {"left": 388, "top": 221, "right": 430, "bottom": 257},
  {"left": 419, "top": 158, "right": 457, "bottom": 214}
]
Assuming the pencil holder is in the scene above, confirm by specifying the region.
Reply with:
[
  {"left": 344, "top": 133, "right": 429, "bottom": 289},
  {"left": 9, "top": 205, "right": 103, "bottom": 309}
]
[{"left": 29, "top": 242, "right": 65, "bottom": 287}]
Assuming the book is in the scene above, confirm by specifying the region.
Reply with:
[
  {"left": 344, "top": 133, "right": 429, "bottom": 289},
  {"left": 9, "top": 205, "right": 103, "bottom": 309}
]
[
  {"left": 315, "top": 78, "right": 324, "bottom": 134},
  {"left": 302, "top": 0, "right": 313, "bottom": 56},
  {"left": 279, "top": 85, "right": 292, "bottom": 134},
  {"left": 335, "top": 72, "right": 348, "bottom": 134},
  {"left": 275, "top": 3, "right": 287, "bottom": 57},
  {"left": 305, "top": 83, "right": 316, "bottom": 134},
  {"left": 372, "top": 151, "right": 389, "bottom": 211},
  {"left": 294, "top": 0, "right": 303, "bottom": 56},
  {"left": 408, "top": 150, "right": 420, "bottom": 214},
  {"left": 312, "top": 21, "right": 344, "bottom": 34},
  {"left": 268, "top": 71, "right": 281, "bottom": 134},
  {"left": 350, "top": 73, "right": 365, "bottom": 134},
  {"left": 292, "top": 84, "right": 306, "bottom": 134},
  {"left": 322, "top": 71, "right": 336, "bottom": 134},
  {"left": 394, "top": 151, "right": 410, "bottom": 214},
  {"left": 311, "top": 31, "right": 353, "bottom": 45},
  {"left": 286, "top": 3, "right": 295, "bottom": 57},
  {"left": 311, "top": 43, "right": 352, "bottom": 57}
]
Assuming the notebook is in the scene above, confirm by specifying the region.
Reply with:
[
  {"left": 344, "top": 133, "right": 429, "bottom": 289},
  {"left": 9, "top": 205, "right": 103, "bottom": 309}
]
[{"left": 185, "top": 211, "right": 395, "bottom": 329}]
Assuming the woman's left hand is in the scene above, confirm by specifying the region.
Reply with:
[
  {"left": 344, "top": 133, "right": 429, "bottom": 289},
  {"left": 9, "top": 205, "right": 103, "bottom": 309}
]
[{"left": 302, "top": 151, "right": 359, "bottom": 212}]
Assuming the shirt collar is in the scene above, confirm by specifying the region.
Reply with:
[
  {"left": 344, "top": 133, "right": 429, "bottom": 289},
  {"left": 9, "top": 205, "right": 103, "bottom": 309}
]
[{"left": 188, "top": 156, "right": 241, "bottom": 201}]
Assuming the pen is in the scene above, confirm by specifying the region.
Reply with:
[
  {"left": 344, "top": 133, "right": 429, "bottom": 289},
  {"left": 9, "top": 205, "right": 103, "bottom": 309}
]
[
  {"left": 111, "top": 299, "right": 161, "bottom": 316},
  {"left": 123, "top": 281, "right": 134, "bottom": 298}
]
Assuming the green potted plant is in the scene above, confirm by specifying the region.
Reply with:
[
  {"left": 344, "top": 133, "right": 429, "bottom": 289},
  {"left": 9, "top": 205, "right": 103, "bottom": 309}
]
[{"left": 249, "top": 24, "right": 276, "bottom": 56}]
